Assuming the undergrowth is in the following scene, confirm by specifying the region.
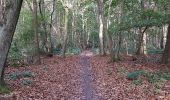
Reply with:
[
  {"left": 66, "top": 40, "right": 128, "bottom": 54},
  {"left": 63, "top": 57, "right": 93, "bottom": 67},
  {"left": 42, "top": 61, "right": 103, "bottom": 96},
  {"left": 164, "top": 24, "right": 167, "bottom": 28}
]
[
  {"left": 0, "top": 85, "right": 11, "bottom": 94},
  {"left": 127, "top": 70, "right": 170, "bottom": 93},
  {"left": 8, "top": 71, "right": 35, "bottom": 80}
]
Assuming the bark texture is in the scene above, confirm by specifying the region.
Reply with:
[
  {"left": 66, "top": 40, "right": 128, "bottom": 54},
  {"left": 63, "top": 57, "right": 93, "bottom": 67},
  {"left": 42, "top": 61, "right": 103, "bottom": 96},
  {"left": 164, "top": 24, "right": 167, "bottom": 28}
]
[
  {"left": 62, "top": 8, "right": 69, "bottom": 57},
  {"left": 0, "top": 0, "right": 23, "bottom": 85},
  {"left": 136, "top": 27, "right": 147, "bottom": 55},
  {"left": 162, "top": 24, "right": 170, "bottom": 64},
  {"left": 97, "top": 0, "right": 105, "bottom": 55}
]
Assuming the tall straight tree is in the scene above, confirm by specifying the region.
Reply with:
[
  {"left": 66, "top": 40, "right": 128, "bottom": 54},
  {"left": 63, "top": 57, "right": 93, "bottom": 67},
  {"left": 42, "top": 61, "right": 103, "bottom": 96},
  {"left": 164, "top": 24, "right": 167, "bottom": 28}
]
[
  {"left": 33, "top": 0, "right": 41, "bottom": 64},
  {"left": 0, "top": 0, "right": 23, "bottom": 85},
  {"left": 62, "top": 7, "right": 69, "bottom": 57},
  {"left": 97, "top": 0, "right": 105, "bottom": 55}
]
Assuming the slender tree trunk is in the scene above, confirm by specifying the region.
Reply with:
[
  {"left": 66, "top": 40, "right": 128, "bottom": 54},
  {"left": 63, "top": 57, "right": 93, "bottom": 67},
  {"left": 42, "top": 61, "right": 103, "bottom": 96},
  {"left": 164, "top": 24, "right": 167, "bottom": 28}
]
[
  {"left": 62, "top": 8, "right": 69, "bottom": 57},
  {"left": 72, "top": 12, "right": 75, "bottom": 47},
  {"left": 105, "top": 0, "right": 114, "bottom": 60},
  {"left": 33, "top": 0, "right": 41, "bottom": 64},
  {"left": 162, "top": 24, "right": 170, "bottom": 64},
  {"left": 124, "top": 38, "right": 129, "bottom": 55},
  {"left": 0, "top": 0, "right": 23, "bottom": 85},
  {"left": 136, "top": 27, "right": 147, "bottom": 55},
  {"left": 160, "top": 25, "right": 168, "bottom": 49},
  {"left": 81, "top": 13, "right": 86, "bottom": 50},
  {"left": 39, "top": 0, "right": 48, "bottom": 53},
  {"left": 97, "top": 0, "right": 105, "bottom": 55},
  {"left": 51, "top": 0, "right": 60, "bottom": 49}
]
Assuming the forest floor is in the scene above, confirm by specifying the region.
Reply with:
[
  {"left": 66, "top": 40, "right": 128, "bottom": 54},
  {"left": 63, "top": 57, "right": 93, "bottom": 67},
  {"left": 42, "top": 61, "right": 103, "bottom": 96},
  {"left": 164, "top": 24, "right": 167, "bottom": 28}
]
[{"left": 1, "top": 51, "right": 170, "bottom": 100}]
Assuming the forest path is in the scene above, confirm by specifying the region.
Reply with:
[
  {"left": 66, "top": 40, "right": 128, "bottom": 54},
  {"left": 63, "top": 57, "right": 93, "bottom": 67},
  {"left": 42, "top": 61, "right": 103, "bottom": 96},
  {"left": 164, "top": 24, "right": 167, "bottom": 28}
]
[{"left": 79, "top": 51, "right": 99, "bottom": 100}]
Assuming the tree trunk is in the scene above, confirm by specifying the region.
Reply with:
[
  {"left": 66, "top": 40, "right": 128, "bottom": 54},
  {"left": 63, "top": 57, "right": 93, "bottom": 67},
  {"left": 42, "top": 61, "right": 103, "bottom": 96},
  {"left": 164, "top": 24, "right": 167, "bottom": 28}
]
[
  {"left": 136, "top": 27, "right": 147, "bottom": 55},
  {"left": 62, "top": 8, "right": 69, "bottom": 57},
  {"left": 81, "top": 13, "right": 86, "bottom": 50},
  {"left": 124, "top": 38, "right": 129, "bottom": 55},
  {"left": 0, "top": 0, "right": 23, "bottom": 85},
  {"left": 162, "top": 24, "right": 170, "bottom": 64},
  {"left": 39, "top": 0, "right": 48, "bottom": 53},
  {"left": 51, "top": 0, "right": 60, "bottom": 49},
  {"left": 33, "top": 0, "right": 41, "bottom": 64},
  {"left": 97, "top": 0, "right": 105, "bottom": 55},
  {"left": 160, "top": 25, "right": 168, "bottom": 49}
]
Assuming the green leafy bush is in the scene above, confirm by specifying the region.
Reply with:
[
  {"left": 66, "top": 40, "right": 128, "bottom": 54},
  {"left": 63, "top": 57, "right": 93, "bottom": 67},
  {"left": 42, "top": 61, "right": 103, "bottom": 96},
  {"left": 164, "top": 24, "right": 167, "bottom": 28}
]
[
  {"left": 22, "top": 79, "right": 33, "bottom": 86},
  {"left": 8, "top": 42, "right": 22, "bottom": 60},
  {"left": 66, "top": 48, "right": 81, "bottom": 55},
  {"left": 8, "top": 71, "right": 35, "bottom": 80},
  {"left": 132, "top": 79, "right": 143, "bottom": 85},
  {"left": 9, "top": 72, "right": 22, "bottom": 80},
  {"left": 22, "top": 71, "right": 35, "bottom": 78},
  {"left": 127, "top": 70, "right": 170, "bottom": 88},
  {"left": 147, "top": 49, "right": 164, "bottom": 54},
  {"left": 127, "top": 70, "right": 146, "bottom": 80}
]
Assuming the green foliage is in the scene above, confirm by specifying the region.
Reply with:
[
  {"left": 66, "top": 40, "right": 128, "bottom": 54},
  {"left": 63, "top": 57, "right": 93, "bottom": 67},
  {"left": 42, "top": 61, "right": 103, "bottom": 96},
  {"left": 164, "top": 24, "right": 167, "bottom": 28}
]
[
  {"left": 9, "top": 72, "right": 21, "bottom": 80},
  {"left": 92, "top": 48, "right": 100, "bottom": 55},
  {"left": 8, "top": 42, "right": 22, "bottom": 60},
  {"left": 147, "top": 49, "right": 164, "bottom": 54},
  {"left": 0, "top": 85, "right": 11, "bottom": 94},
  {"left": 127, "top": 70, "right": 145, "bottom": 80},
  {"left": 8, "top": 71, "right": 35, "bottom": 80},
  {"left": 145, "top": 71, "right": 170, "bottom": 83},
  {"left": 22, "top": 71, "right": 35, "bottom": 78},
  {"left": 22, "top": 79, "right": 33, "bottom": 86},
  {"left": 53, "top": 48, "right": 61, "bottom": 54},
  {"left": 128, "top": 70, "right": 170, "bottom": 88},
  {"left": 8, "top": 60, "right": 24, "bottom": 68},
  {"left": 132, "top": 79, "right": 143, "bottom": 85},
  {"left": 8, "top": 41, "right": 23, "bottom": 67},
  {"left": 66, "top": 48, "right": 81, "bottom": 55}
]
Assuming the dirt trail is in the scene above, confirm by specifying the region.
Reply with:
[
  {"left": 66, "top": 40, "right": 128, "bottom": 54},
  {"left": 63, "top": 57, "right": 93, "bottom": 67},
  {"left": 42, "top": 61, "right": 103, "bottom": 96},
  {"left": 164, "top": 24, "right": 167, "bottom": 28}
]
[{"left": 80, "top": 51, "right": 99, "bottom": 100}]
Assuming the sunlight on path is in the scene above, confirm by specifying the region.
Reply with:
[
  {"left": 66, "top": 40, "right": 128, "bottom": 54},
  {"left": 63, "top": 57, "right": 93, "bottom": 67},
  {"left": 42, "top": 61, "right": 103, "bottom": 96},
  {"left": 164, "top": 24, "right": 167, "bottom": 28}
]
[{"left": 80, "top": 50, "right": 94, "bottom": 57}]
